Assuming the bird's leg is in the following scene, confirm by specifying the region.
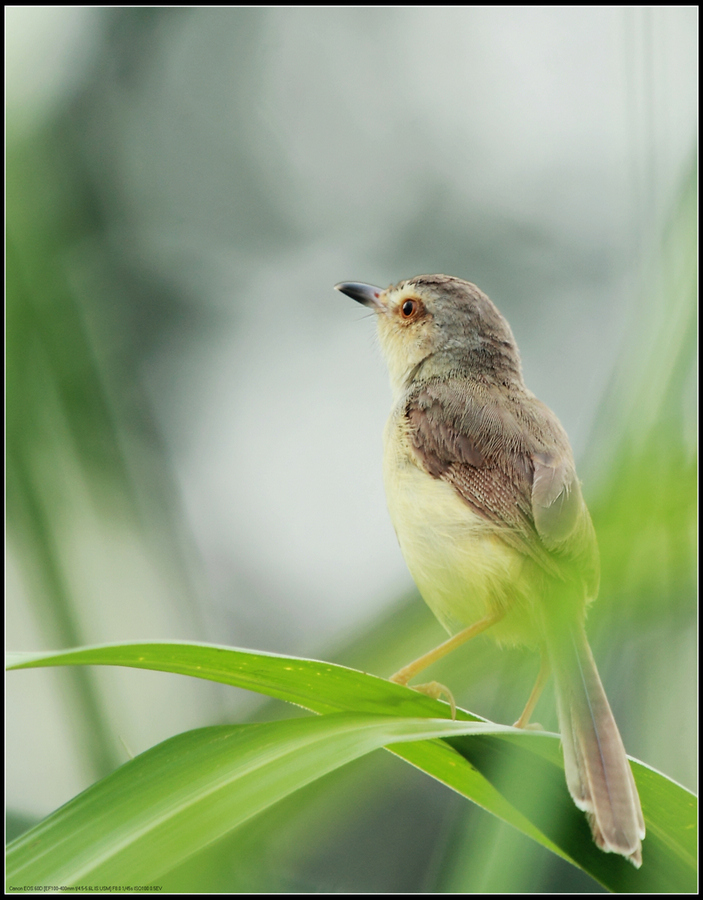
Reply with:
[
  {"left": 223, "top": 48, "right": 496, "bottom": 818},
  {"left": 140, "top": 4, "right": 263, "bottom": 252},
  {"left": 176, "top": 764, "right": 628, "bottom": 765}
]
[
  {"left": 513, "top": 651, "right": 550, "bottom": 729},
  {"left": 390, "top": 613, "right": 503, "bottom": 685},
  {"left": 390, "top": 613, "right": 503, "bottom": 717}
]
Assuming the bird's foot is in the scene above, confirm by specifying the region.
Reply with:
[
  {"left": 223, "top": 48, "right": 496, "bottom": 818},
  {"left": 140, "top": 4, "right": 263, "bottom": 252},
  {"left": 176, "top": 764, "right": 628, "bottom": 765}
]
[
  {"left": 390, "top": 676, "right": 456, "bottom": 719},
  {"left": 512, "top": 717, "right": 544, "bottom": 731}
]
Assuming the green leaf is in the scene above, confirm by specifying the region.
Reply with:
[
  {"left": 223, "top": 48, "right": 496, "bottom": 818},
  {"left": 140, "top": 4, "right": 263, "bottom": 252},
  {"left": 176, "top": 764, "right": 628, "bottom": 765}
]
[
  {"left": 7, "top": 643, "right": 697, "bottom": 892},
  {"left": 6, "top": 714, "right": 517, "bottom": 887}
]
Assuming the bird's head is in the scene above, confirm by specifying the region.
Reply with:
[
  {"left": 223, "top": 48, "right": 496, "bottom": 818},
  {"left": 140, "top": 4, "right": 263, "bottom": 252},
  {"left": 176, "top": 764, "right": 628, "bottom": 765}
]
[{"left": 335, "top": 274, "right": 522, "bottom": 397}]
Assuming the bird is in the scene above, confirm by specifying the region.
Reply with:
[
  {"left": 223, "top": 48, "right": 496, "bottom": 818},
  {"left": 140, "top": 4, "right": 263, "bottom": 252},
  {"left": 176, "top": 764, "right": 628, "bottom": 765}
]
[{"left": 335, "top": 274, "right": 645, "bottom": 867}]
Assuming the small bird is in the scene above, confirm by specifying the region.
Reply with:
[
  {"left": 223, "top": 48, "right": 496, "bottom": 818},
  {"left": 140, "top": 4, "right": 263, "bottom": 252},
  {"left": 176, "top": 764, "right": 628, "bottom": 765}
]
[{"left": 335, "top": 274, "right": 645, "bottom": 866}]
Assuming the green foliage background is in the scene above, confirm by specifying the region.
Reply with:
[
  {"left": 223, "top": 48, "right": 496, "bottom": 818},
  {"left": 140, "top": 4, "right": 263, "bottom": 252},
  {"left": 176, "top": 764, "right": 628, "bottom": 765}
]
[{"left": 7, "top": 8, "right": 696, "bottom": 893}]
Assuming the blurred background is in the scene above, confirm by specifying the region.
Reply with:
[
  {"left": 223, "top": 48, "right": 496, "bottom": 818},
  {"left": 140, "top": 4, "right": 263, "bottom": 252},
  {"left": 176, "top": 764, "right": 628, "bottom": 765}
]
[{"left": 6, "top": 7, "right": 696, "bottom": 892}]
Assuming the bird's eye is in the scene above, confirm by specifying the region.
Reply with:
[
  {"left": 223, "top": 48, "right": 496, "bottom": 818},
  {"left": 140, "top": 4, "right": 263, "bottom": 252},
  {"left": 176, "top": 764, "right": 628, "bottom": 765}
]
[{"left": 400, "top": 298, "right": 421, "bottom": 319}]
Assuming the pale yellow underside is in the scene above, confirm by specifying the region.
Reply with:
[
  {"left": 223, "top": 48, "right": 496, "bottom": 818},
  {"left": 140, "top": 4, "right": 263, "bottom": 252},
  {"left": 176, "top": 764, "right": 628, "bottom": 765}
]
[{"left": 383, "top": 410, "right": 544, "bottom": 647}]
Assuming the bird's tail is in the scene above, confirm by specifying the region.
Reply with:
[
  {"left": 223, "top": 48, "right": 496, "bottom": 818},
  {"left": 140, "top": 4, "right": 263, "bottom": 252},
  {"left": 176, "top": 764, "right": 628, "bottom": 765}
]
[{"left": 545, "top": 619, "right": 645, "bottom": 867}]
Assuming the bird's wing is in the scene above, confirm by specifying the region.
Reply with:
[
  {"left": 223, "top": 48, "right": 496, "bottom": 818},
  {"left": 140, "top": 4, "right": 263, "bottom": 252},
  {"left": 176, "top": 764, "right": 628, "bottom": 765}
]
[{"left": 406, "top": 378, "right": 592, "bottom": 579}]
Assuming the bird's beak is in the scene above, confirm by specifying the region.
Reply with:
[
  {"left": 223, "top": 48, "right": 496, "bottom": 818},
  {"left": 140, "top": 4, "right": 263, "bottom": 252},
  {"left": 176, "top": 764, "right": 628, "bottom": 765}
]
[{"left": 335, "top": 281, "right": 384, "bottom": 310}]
